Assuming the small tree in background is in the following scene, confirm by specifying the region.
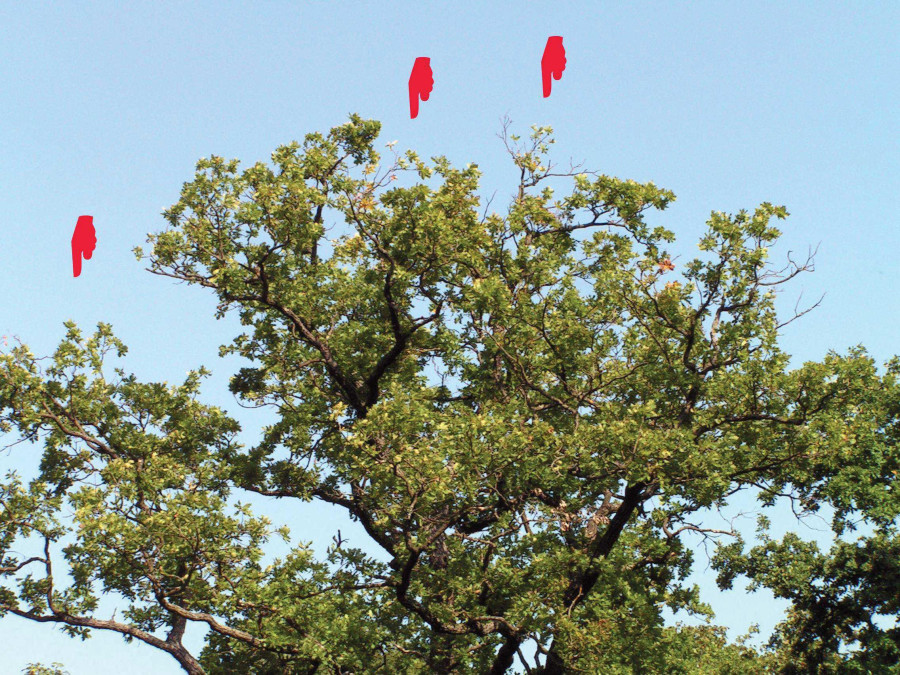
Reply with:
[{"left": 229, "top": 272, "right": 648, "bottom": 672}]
[
  {"left": 2, "top": 116, "right": 898, "bottom": 673},
  {"left": 23, "top": 664, "right": 70, "bottom": 675}
]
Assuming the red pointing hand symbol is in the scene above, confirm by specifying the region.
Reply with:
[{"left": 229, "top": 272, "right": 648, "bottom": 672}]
[
  {"left": 409, "top": 57, "right": 433, "bottom": 119},
  {"left": 541, "top": 36, "right": 567, "bottom": 98},
  {"left": 71, "top": 215, "right": 96, "bottom": 277}
]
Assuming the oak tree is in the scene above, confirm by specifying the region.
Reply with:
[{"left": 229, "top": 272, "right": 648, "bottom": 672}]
[{"left": 2, "top": 116, "right": 898, "bottom": 673}]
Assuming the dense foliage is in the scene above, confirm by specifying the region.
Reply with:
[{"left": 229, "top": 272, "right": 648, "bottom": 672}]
[{"left": 2, "top": 116, "right": 898, "bottom": 673}]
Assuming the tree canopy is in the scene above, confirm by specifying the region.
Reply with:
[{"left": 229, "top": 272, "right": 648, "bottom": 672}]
[{"left": 2, "top": 115, "right": 898, "bottom": 673}]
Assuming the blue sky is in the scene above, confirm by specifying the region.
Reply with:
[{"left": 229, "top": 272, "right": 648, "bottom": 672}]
[{"left": 1, "top": 1, "right": 898, "bottom": 672}]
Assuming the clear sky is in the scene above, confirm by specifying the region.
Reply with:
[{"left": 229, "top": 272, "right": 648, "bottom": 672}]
[{"left": 1, "top": 2, "right": 898, "bottom": 672}]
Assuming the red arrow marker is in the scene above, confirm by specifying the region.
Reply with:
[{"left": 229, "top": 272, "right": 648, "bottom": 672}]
[
  {"left": 409, "top": 57, "right": 433, "bottom": 119},
  {"left": 71, "top": 215, "right": 96, "bottom": 277},
  {"left": 541, "top": 36, "right": 567, "bottom": 98}
]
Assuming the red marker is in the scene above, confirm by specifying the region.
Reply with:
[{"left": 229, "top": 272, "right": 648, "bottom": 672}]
[
  {"left": 541, "top": 36, "right": 567, "bottom": 98},
  {"left": 71, "top": 215, "right": 96, "bottom": 277},
  {"left": 408, "top": 57, "right": 433, "bottom": 119}
]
